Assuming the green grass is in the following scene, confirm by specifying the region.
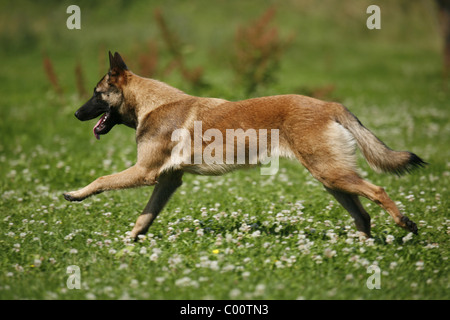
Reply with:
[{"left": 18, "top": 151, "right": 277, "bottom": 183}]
[{"left": 0, "top": 0, "right": 449, "bottom": 300}]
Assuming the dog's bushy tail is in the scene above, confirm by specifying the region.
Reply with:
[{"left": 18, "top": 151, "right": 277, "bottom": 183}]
[{"left": 334, "top": 105, "right": 427, "bottom": 175}]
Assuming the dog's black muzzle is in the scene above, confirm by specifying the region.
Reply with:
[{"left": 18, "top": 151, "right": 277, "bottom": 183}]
[{"left": 75, "top": 95, "right": 110, "bottom": 121}]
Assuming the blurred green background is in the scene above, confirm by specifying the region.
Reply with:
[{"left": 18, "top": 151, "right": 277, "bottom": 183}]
[{"left": 0, "top": 0, "right": 446, "bottom": 100}]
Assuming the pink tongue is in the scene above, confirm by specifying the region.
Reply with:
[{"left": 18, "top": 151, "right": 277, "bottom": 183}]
[{"left": 93, "top": 114, "right": 106, "bottom": 140}]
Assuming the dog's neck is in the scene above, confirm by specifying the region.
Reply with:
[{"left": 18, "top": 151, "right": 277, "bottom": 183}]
[{"left": 121, "top": 73, "right": 189, "bottom": 129}]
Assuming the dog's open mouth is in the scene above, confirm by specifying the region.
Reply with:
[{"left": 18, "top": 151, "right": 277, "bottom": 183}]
[{"left": 93, "top": 111, "right": 113, "bottom": 140}]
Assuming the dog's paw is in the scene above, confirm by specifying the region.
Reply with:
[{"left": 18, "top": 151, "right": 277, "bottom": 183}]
[
  {"left": 401, "top": 216, "right": 418, "bottom": 235},
  {"left": 63, "top": 192, "right": 84, "bottom": 202}
]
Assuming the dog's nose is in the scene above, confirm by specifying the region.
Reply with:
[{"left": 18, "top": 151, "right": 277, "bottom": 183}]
[{"left": 74, "top": 110, "right": 80, "bottom": 119}]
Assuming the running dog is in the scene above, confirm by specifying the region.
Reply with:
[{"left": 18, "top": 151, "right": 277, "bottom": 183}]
[{"left": 64, "top": 52, "right": 426, "bottom": 239}]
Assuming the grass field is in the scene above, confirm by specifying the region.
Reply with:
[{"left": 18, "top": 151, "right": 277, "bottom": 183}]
[{"left": 0, "top": 0, "right": 449, "bottom": 300}]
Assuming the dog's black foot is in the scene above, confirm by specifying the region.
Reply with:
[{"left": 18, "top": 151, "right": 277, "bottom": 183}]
[
  {"left": 63, "top": 193, "right": 83, "bottom": 202},
  {"left": 401, "top": 216, "right": 418, "bottom": 235}
]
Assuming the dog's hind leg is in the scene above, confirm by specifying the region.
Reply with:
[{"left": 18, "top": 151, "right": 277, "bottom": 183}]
[
  {"left": 354, "top": 179, "right": 418, "bottom": 235},
  {"left": 325, "top": 187, "right": 372, "bottom": 238},
  {"left": 293, "top": 120, "right": 417, "bottom": 235},
  {"left": 318, "top": 172, "right": 418, "bottom": 235},
  {"left": 130, "top": 170, "right": 183, "bottom": 240}
]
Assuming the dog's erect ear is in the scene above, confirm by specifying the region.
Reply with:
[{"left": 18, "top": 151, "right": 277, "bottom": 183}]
[
  {"left": 108, "top": 51, "right": 128, "bottom": 72},
  {"left": 108, "top": 51, "right": 114, "bottom": 68}
]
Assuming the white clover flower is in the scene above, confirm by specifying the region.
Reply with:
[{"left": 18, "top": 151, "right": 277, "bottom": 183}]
[
  {"left": 326, "top": 231, "right": 338, "bottom": 243},
  {"left": 324, "top": 248, "right": 336, "bottom": 258},
  {"left": 85, "top": 293, "right": 96, "bottom": 300},
  {"left": 251, "top": 230, "right": 261, "bottom": 238},
  {"left": 225, "top": 233, "right": 234, "bottom": 243},
  {"left": 313, "top": 255, "right": 323, "bottom": 264},
  {"left": 239, "top": 222, "right": 251, "bottom": 233},
  {"left": 155, "top": 277, "right": 166, "bottom": 284},
  {"left": 15, "top": 264, "right": 24, "bottom": 272},
  {"left": 209, "top": 261, "right": 219, "bottom": 271},
  {"left": 168, "top": 254, "right": 183, "bottom": 267},
  {"left": 33, "top": 259, "right": 42, "bottom": 268},
  {"left": 402, "top": 233, "right": 414, "bottom": 243},
  {"left": 130, "top": 279, "right": 139, "bottom": 288},
  {"left": 415, "top": 260, "right": 424, "bottom": 271},
  {"left": 64, "top": 234, "right": 74, "bottom": 241},
  {"left": 359, "top": 258, "right": 370, "bottom": 267},
  {"left": 276, "top": 212, "right": 285, "bottom": 222},
  {"left": 214, "top": 235, "right": 223, "bottom": 246},
  {"left": 386, "top": 235, "right": 395, "bottom": 244},
  {"left": 254, "top": 284, "right": 266, "bottom": 296},
  {"left": 222, "top": 264, "right": 235, "bottom": 272},
  {"left": 149, "top": 253, "right": 158, "bottom": 261},
  {"left": 229, "top": 288, "right": 241, "bottom": 299},
  {"left": 175, "top": 277, "right": 199, "bottom": 288}
]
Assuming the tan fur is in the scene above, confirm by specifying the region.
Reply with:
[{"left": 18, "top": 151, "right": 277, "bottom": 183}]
[{"left": 64, "top": 52, "right": 424, "bottom": 239}]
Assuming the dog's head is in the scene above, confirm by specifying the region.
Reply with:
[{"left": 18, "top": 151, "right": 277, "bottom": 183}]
[{"left": 75, "top": 51, "right": 131, "bottom": 140}]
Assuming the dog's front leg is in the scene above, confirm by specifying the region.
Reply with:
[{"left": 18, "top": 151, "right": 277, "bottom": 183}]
[
  {"left": 130, "top": 170, "right": 183, "bottom": 240},
  {"left": 63, "top": 165, "right": 158, "bottom": 202}
]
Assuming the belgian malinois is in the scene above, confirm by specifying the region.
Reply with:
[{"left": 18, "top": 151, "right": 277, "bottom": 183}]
[{"left": 64, "top": 52, "right": 426, "bottom": 239}]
